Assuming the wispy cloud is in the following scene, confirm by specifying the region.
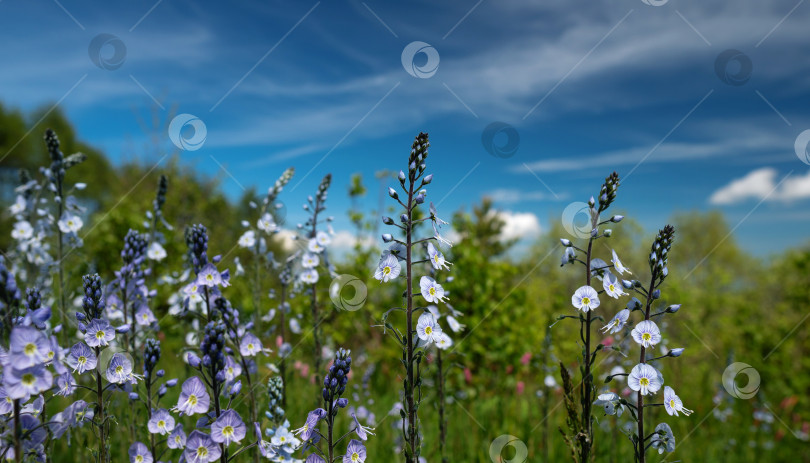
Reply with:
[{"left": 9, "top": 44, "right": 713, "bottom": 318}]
[{"left": 709, "top": 167, "right": 810, "bottom": 205}]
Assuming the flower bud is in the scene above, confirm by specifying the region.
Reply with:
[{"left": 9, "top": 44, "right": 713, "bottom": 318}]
[
  {"left": 668, "top": 348, "right": 685, "bottom": 357},
  {"left": 382, "top": 234, "right": 393, "bottom": 243},
  {"left": 382, "top": 216, "right": 394, "bottom": 225},
  {"left": 560, "top": 238, "right": 572, "bottom": 247},
  {"left": 665, "top": 304, "right": 681, "bottom": 313},
  {"left": 388, "top": 187, "right": 398, "bottom": 199},
  {"left": 422, "top": 174, "right": 433, "bottom": 185},
  {"left": 610, "top": 215, "right": 624, "bottom": 223}
]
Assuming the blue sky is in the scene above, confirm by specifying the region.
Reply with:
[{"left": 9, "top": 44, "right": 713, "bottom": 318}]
[{"left": 2, "top": 0, "right": 810, "bottom": 256}]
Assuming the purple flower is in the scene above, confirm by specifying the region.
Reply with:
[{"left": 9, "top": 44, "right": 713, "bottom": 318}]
[
  {"left": 351, "top": 413, "right": 375, "bottom": 441},
  {"left": 0, "top": 388, "right": 13, "bottom": 414},
  {"left": 147, "top": 408, "right": 176, "bottom": 435},
  {"left": 210, "top": 409, "right": 246, "bottom": 446},
  {"left": 174, "top": 377, "right": 210, "bottom": 416},
  {"left": 106, "top": 353, "right": 137, "bottom": 384},
  {"left": 128, "top": 442, "right": 153, "bottom": 463},
  {"left": 84, "top": 319, "right": 115, "bottom": 347},
  {"left": 239, "top": 333, "right": 263, "bottom": 357},
  {"left": 9, "top": 326, "right": 50, "bottom": 368},
  {"left": 66, "top": 342, "right": 97, "bottom": 374},
  {"left": 167, "top": 424, "right": 187, "bottom": 449},
  {"left": 197, "top": 263, "right": 229, "bottom": 288},
  {"left": 3, "top": 364, "right": 52, "bottom": 399},
  {"left": 306, "top": 455, "right": 326, "bottom": 463},
  {"left": 184, "top": 430, "right": 221, "bottom": 463},
  {"left": 294, "top": 408, "right": 326, "bottom": 441},
  {"left": 135, "top": 305, "right": 157, "bottom": 326},
  {"left": 342, "top": 439, "right": 367, "bottom": 463}
]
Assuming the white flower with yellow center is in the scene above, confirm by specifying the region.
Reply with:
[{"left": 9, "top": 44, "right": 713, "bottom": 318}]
[
  {"left": 628, "top": 363, "right": 662, "bottom": 396},
  {"left": 663, "top": 386, "right": 693, "bottom": 416},
  {"left": 419, "top": 276, "right": 447, "bottom": 303},
  {"left": 373, "top": 254, "right": 400, "bottom": 283},
  {"left": 571, "top": 285, "right": 600, "bottom": 312},
  {"left": 631, "top": 320, "right": 661, "bottom": 348},
  {"left": 416, "top": 312, "right": 443, "bottom": 344},
  {"left": 602, "top": 271, "right": 627, "bottom": 299}
]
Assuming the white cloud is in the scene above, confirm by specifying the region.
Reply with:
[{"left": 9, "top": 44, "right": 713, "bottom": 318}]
[
  {"left": 485, "top": 188, "right": 559, "bottom": 204},
  {"left": 492, "top": 210, "right": 542, "bottom": 241},
  {"left": 709, "top": 168, "right": 810, "bottom": 205},
  {"left": 329, "top": 230, "right": 375, "bottom": 251}
]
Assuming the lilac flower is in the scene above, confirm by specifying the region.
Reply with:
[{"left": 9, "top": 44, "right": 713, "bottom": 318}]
[
  {"left": 0, "top": 388, "right": 12, "bottom": 414},
  {"left": 611, "top": 249, "right": 631, "bottom": 275},
  {"left": 239, "top": 333, "right": 263, "bottom": 357},
  {"left": 435, "top": 333, "right": 453, "bottom": 350},
  {"left": 184, "top": 430, "right": 221, "bottom": 463},
  {"left": 301, "top": 252, "right": 320, "bottom": 269},
  {"left": 419, "top": 276, "right": 447, "bottom": 303},
  {"left": 294, "top": 408, "right": 326, "bottom": 441},
  {"left": 11, "top": 221, "right": 33, "bottom": 240},
  {"left": 67, "top": 342, "right": 97, "bottom": 374},
  {"left": 57, "top": 211, "right": 83, "bottom": 234},
  {"left": 351, "top": 413, "right": 375, "bottom": 441},
  {"left": 129, "top": 442, "right": 153, "bottom": 463},
  {"left": 343, "top": 439, "right": 367, "bottom": 463},
  {"left": 84, "top": 319, "right": 115, "bottom": 347},
  {"left": 594, "top": 392, "right": 624, "bottom": 416},
  {"left": 3, "top": 364, "right": 52, "bottom": 399},
  {"left": 628, "top": 363, "right": 663, "bottom": 396},
  {"left": 300, "top": 269, "right": 319, "bottom": 284},
  {"left": 254, "top": 423, "right": 276, "bottom": 459},
  {"left": 427, "top": 243, "right": 451, "bottom": 270},
  {"left": 146, "top": 242, "right": 167, "bottom": 261},
  {"left": 315, "top": 231, "right": 331, "bottom": 247},
  {"left": 167, "top": 424, "right": 187, "bottom": 449},
  {"left": 308, "top": 238, "right": 324, "bottom": 253},
  {"left": 663, "top": 386, "right": 693, "bottom": 417},
  {"left": 197, "top": 263, "right": 225, "bottom": 288},
  {"left": 631, "top": 320, "right": 662, "bottom": 348},
  {"left": 307, "top": 455, "right": 326, "bottom": 463},
  {"left": 224, "top": 356, "right": 242, "bottom": 381},
  {"left": 9, "top": 195, "right": 26, "bottom": 215},
  {"left": 9, "top": 326, "right": 51, "bottom": 368},
  {"left": 211, "top": 409, "right": 246, "bottom": 446},
  {"left": 20, "top": 414, "right": 46, "bottom": 450},
  {"left": 135, "top": 305, "right": 157, "bottom": 326},
  {"left": 600, "top": 309, "right": 630, "bottom": 335},
  {"left": 270, "top": 426, "right": 299, "bottom": 451},
  {"left": 106, "top": 353, "right": 138, "bottom": 384},
  {"left": 445, "top": 315, "right": 465, "bottom": 333},
  {"left": 571, "top": 285, "right": 600, "bottom": 312},
  {"left": 148, "top": 408, "right": 176, "bottom": 435},
  {"left": 602, "top": 272, "right": 627, "bottom": 299},
  {"left": 416, "top": 313, "right": 442, "bottom": 344},
  {"left": 373, "top": 254, "right": 400, "bottom": 283},
  {"left": 257, "top": 213, "right": 277, "bottom": 233},
  {"left": 174, "top": 376, "right": 210, "bottom": 416},
  {"left": 238, "top": 230, "right": 256, "bottom": 248}
]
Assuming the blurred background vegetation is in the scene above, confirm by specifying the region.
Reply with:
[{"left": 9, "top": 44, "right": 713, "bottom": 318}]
[{"left": 2, "top": 104, "right": 809, "bottom": 462}]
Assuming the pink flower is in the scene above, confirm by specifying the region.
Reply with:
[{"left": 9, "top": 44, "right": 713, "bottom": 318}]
[
  {"left": 464, "top": 368, "right": 472, "bottom": 384},
  {"left": 516, "top": 381, "right": 525, "bottom": 395},
  {"left": 520, "top": 352, "right": 531, "bottom": 365},
  {"left": 602, "top": 336, "right": 614, "bottom": 347},
  {"left": 276, "top": 336, "right": 283, "bottom": 348}
]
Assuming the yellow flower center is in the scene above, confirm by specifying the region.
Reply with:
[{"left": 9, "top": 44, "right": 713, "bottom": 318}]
[
  {"left": 351, "top": 452, "right": 360, "bottom": 462},
  {"left": 223, "top": 425, "right": 234, "bottom": 437},
  {"left": 248, "top": 343, "right": 254, "bottom": 350},
  {"left": 22, "top": 373, "right": 35, "bottom": 386},
  {"left": 188, "top": 395, "right": 197, "bottom": 406},
  {"left": 78, "top": 356, "right": 87, "bottom": 365},
  {"left": 382, "top": 266, "right": 391, "bottom": 275},
  {"left": 429, "top": 287, "right": 436, "bottom": 296},
  {"left": 116, "top": 365, "right": 124, "bottom": 375},
  {"left": 609, "top": 284, "right": 615, "bottom": 291},
  {"left": 96, "top": 330, "right": 105, "bottom": 340},
  {"left": 279, "top": 436, "right": 286, "bottom": 443},
  {"left": 425, "top": 326, "right": 433, "bottom": 335},
  {"left": 158, "top": 420, "right": 165, "bottom": 429},
  {"left": 642, "top": 333, "right": 651, "bottom": 341},
  {"left": 175, "top": 435, "right": 181, "bottom": 444},
  {"left": 582, "top": 297, "right": 590, "bottom": 305},
  {"left": 206, "top": 274, "right": 214, "bottom": 282},
  {"left": 24, "top": 343, "right": 36, "bottom": 356},
  {"left": 670, "top": 399, "right": 676, "bottom": 408},
  {"left": 197, "top": 447, "right": 208, "bottom": 457},
  {"left": 639, "top": 378, "right": 650, "bottom": 387},
  {"left": 135, "top": 457, "right": 143, "bottom": 463}
]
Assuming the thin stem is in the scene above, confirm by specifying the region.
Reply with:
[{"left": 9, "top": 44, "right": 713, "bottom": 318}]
[
  {"left": 279, "top": 284, "right": 288, "bottom": 409},
  {"left": 95, "top": 348, "right": 108, "bottom": 463},
  {"left": 436, "top": 349, "right": 447, "bottom": 463},
  {"left": 636, "top": 268, "right": 658, "bottom": 463},
  {"left": 582, "top": 235, "right": 594, "bottom": 461},
  {"left": 13, "top": 399, "right": 21, "bottom": 463},
  {"left": 404, "top": 176, "right": 417, "bottom": 463}
]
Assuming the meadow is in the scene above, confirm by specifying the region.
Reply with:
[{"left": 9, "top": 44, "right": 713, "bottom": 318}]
[{"left": 1, "top": 108, "right": 809, "bottom": 463}]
